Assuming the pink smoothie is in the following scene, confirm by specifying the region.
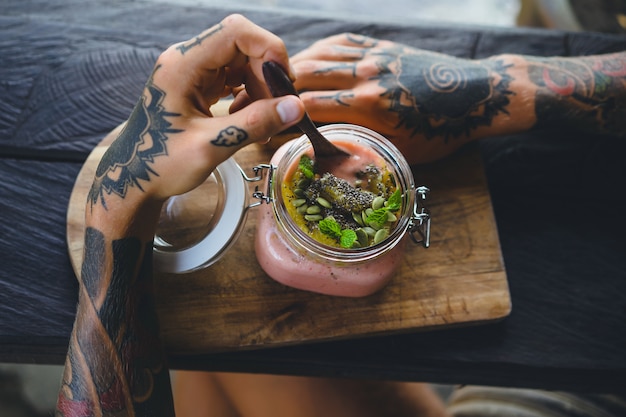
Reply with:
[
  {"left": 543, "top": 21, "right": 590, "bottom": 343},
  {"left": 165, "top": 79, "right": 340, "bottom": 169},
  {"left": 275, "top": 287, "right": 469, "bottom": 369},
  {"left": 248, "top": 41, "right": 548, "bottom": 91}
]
[{"left": 254, "top": 135, "right": 407, "bottom": 297}]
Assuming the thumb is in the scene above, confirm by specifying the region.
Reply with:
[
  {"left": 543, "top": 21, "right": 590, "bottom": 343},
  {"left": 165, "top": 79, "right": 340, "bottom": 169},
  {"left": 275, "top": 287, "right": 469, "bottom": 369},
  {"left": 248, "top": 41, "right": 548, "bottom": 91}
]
[
  {"left": 208, "top": 95, "right": 304, "bottom": 151},
  {"left": 147, "top": 96, "right": 304, "bottom": 201}
]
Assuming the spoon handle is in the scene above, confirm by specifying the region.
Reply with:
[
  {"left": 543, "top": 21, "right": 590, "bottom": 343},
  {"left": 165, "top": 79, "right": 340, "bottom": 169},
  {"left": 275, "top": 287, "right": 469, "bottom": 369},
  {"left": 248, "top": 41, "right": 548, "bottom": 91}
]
[
  {"left": 262, "top": 60, "right": 299, "bottom": 97},
  {"left": 296, "top": 113, "right": 348, "bottom": 156},
  {"left": 262, "top": 61, "right": 348, "bottom": 157}
]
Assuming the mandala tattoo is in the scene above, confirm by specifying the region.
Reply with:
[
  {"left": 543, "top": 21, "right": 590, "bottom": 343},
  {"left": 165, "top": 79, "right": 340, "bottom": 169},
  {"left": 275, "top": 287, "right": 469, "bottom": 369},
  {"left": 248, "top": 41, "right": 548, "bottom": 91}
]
[
  {"left": 88, "top": 65, "right": 182, "bottom": 209},
  {"left": 376, "top": 48, "right": 514, "bottom": 140},
  {"left": 527, "top": 54, "right": 626, "bottom": 134}
]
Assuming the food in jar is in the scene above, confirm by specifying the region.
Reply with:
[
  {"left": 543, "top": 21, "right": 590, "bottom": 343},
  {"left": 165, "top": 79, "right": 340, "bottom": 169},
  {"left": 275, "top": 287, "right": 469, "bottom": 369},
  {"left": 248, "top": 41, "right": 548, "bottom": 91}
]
[
  {"left": 255, "top": 124, "right": 417, "bottom": 297},
  {"left": 281, "top": 140, "right": 401, "bottom": 250}
]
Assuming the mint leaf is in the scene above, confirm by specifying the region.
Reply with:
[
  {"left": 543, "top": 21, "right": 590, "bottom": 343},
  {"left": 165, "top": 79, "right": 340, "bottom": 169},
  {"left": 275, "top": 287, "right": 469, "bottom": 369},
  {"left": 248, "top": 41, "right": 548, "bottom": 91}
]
[
  {"left": 366, "top": 189, "right": 401, "bottom": 226},
  {"left": 319, "top": 217, "right": 342, "bottom": 239},
  {"left": 386, "top": 189, "right": 402, "bottom": 211},
  {"left": 340, "top": 229, "right": 357, "bottom": 248},
  {"left": 366, "top": 208, "right": 388, "bottom": 227},
  {"left": 298, "top": 154, "right": 315, "bottom": 179}
]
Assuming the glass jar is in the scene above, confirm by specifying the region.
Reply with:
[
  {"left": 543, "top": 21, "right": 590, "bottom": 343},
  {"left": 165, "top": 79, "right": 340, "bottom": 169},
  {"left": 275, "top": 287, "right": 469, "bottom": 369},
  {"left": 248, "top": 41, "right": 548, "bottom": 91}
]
[
  {"left": 153, "top": 157, "right": 250, "bottom": 273},
  {"left": 254, "top": 124, "right": 430, "bottom": 297}
]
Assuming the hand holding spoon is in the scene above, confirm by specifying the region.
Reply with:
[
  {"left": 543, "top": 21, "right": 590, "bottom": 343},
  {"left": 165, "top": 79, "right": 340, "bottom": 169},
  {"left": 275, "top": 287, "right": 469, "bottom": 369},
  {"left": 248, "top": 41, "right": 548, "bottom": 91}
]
[{"left": 262, "top": 61, "right": 349, "bottom": 159}]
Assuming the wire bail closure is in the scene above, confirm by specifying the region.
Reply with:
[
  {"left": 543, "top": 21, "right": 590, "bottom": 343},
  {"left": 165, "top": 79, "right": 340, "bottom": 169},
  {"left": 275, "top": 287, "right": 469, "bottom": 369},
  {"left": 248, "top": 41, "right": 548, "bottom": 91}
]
[
  {"left": 409, "top": 186, "right": 431, "bottom": 248},
  {"left": 242, "top": 164, "right": 276, "bottom": 208},
  {"left": 247, "top": 163, "right": 431, "bottom": 249}
]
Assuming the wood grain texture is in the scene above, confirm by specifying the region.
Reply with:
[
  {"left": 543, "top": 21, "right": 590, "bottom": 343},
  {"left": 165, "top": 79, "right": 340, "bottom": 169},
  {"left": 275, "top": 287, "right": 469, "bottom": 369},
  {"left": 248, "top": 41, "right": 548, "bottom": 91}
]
[
  {"left": 67, "top": 101, "right": 510, "bottom": 354},
  {"left": 0, "top": 159, "right": 80, "bottom": 339}
]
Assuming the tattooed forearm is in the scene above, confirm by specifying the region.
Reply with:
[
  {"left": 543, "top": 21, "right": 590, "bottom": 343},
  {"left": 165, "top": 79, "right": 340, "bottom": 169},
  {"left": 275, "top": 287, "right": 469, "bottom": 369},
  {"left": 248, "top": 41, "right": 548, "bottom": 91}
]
[
  {"left": 527, "top": 53, "right": 626, "bottom": 135},
  {"left": 376, "top": 48, "right": 514, "bottom": 140},
  {"left": 176, "top": 23, "right": 223, "bottom": 55},
  {"left": 88, "top": 65, "right": 182, "bottom": 210},
  {"left": 57, "top": 227, "right": 174, "bottom": 416}
]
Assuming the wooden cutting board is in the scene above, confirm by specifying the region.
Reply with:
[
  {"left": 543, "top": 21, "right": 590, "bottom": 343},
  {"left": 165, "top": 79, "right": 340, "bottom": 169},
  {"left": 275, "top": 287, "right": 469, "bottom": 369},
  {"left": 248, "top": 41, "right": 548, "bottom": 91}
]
[{"left": 67, "top": 101, "right": 510, "bottom": 355}]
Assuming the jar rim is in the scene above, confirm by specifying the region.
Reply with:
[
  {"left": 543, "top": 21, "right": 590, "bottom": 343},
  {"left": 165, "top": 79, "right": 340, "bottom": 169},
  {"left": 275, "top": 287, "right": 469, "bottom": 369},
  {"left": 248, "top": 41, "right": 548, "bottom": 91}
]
[{"left": 271, "top": 124, "right": 416, "bottom": 262}]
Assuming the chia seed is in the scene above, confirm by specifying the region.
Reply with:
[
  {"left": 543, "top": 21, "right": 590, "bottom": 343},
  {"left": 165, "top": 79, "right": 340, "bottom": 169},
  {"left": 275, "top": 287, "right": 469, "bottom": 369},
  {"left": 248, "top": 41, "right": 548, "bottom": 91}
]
[{"left": 305, "top": 173, "right": 374, "bottom": 213}]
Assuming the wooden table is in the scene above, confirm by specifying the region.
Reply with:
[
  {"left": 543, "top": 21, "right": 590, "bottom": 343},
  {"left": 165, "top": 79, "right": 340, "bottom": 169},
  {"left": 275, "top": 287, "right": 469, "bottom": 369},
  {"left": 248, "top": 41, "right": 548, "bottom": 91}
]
[{"left": 2, "top": 0, "right": 625, "bottom": 393}]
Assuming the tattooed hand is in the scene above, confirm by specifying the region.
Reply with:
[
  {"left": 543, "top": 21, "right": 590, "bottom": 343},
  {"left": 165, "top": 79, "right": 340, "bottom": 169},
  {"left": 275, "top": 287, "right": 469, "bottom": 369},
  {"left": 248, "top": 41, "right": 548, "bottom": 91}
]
[
  {"left": 291, "top": 33, "right": 626, "bottom": 165},
  {"left": 89, "top": 14, "right": 304, "bottom": 211},
  {"left": 290, "top": 33, "right": 510, "bottom": 164},
  {"left": 57, "top": 15, "right": 304, "bottom": 417}
]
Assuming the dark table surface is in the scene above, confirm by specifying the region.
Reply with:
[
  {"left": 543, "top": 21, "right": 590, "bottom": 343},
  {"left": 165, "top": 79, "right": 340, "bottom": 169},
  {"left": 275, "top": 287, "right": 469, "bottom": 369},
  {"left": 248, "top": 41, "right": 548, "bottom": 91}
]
[{"left": 1, "top": 0, "right": 625, "bottom": 394}]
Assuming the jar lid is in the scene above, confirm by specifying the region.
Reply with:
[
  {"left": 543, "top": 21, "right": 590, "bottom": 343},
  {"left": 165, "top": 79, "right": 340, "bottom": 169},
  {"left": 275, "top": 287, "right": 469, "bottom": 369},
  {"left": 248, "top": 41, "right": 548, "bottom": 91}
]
[{"left": 153, "top": 157, "right": 247, "bottom": 273}]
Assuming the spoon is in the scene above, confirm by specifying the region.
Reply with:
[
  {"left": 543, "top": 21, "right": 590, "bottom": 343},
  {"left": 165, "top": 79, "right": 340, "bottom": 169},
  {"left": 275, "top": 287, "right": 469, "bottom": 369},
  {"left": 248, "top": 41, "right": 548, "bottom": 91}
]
[{"left": 262, "top": 61, "right": 349, "bottom": 158}]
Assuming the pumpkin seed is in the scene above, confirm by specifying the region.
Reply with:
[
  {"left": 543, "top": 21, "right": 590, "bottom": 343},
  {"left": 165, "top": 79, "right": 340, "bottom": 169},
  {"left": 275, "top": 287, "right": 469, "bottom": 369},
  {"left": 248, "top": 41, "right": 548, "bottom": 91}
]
[
  {"left": 292, "top": 198, "right": 306, "bottom": 207},
  {"left": 362, "top": 227, "right": 377, "bottom": 237},
  {"left": 374, "top": 228, "right": 389, "bottom": 244},
  {"left": 355, "top": 228, "right": 369, "bottom": 247},
  {"left": 304, "top": 214, "right": 323, "bottom": 222},
  {"left": 316, "top": 197, "right": 332, "bottom": 209},
  {"left": 372, "top": 196, "right": 385, "bottom": 210},
  {"left": 361, "top": 210, "right": 369, "bottom": 226},
  {"left": 353, "top": 211, "right": 364, "bottom": 227},
  {"left": 306, "top": 205, "right": 321, "bottom": 215}
]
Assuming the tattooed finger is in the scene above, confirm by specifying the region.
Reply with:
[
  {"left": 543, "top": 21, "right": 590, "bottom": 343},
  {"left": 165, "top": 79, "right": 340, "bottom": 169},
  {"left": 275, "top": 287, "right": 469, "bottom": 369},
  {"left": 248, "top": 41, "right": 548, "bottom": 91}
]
[
  {"left": 303, "top": 90, "right": 357, "bottom": 107},
  {"left": 294, "top": 61, "right": 362, "bottom": 91},
  {"left": 207, "top": 96, "right": 304, "bottom": 149},
  {"left": 299, "top": 89, "right": 368, "bottom": 122},
  {"left": 307, "top": 33, "right": 380, "bottom": 49},
  {"left": 343, "top": 33, "right": 380, "bottom": 48},
  {"left": 293, "top": 44, "right": 369, "bottom": 63},
  {"left": 168, "top": 14, "right": 291, "bottom": 85},
  {"left": 210, "top": 125, "right": 249, "bottom": 147}
]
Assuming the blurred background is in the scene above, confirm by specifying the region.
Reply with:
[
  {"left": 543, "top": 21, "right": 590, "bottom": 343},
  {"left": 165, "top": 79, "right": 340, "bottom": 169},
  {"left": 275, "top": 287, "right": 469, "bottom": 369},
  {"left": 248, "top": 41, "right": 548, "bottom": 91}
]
[
  {"left": 143, "top": 0, "right": 626, "bottom": 33},
  {"left": 2, "top": 0, "right": 625, "bottom": 416}
]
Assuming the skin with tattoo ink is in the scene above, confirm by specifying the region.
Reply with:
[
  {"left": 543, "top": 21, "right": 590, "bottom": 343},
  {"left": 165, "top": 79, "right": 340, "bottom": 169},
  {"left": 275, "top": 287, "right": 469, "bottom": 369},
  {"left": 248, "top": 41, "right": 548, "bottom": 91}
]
[
  {"left": 375, "top": 48, "right": 514, "bottom": 140},
  {"left": 58, "top": 19, "right": 625, "bottom": 417},
  {"left": 88, "top": 66, "right": 183, "bottom": 209},
  {"left": 527, "top": 53, "right": 626, "bottom": 134},
  {"left": 58, "top": 64, "right": 181, "bottom": 417},
  {"left": 176, "top": 23, "right": 223, "bottom": 55},
  {"left": 56, "top": 14, "right": 305, "bottom": 417},
  {"left": 57, "top": 229, "right": 172, "bottom": 416},
  {"left": 291, "top": 34, "right": 625, "bottom": 164}
]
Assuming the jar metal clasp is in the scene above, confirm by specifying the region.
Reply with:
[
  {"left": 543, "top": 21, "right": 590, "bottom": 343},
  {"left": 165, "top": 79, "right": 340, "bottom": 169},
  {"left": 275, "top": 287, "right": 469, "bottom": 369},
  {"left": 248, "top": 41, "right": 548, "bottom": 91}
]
[
  {"left": 408, "top": 186, "right": 431, "bottom": 248},
  {"left": 243, "top": 163, "right": 431, "bottom": 248},
  {"left": 240, "top": 163, "right": 276, "bottom": 208}
]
